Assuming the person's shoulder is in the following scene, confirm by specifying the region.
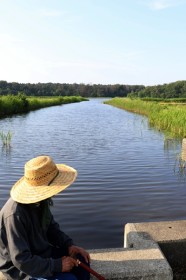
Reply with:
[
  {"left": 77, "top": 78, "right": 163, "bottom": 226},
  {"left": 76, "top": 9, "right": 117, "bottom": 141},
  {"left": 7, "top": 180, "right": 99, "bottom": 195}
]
[{"left": 0, "top": 197, "right": 25, "bottom": 219}]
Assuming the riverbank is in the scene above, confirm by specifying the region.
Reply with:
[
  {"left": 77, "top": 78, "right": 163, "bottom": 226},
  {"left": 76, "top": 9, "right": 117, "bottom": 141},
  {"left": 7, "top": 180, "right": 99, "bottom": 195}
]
[
  {"left": 105, "top": 97, "right": 186, "bottom": 138},
  {"left": 0, "top": 94, "right": 87, "bottom": 118}
]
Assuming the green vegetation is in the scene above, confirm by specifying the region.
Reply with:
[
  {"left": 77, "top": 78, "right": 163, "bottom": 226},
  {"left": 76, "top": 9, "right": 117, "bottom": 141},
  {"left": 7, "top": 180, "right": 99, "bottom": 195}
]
[
  {"left": 1, "top": 80, "right": 186, "bottom": 99},
  {"left": 141, "top": 97, "right": 186, "bottom": 103},
  {"left": 0, "top": 80, "right": 144, "bottom": 98},
  {"left": 105, "top": 98, "right": 186, "bottom": 138},
  {"left": 0, "top": 131, "right": 12, "bottom": 146},
  {"left": 0, "top": 94, "right": 87, "bottom": 118},
  {"left": 128, "top": 80, "right": 186, "bottom": 99}
]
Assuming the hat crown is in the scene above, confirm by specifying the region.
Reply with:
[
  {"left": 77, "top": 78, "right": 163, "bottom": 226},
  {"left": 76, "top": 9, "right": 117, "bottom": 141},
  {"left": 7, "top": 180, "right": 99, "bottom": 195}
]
[{"left": 24, "top": 156, "right": 58, "bottom": 186}]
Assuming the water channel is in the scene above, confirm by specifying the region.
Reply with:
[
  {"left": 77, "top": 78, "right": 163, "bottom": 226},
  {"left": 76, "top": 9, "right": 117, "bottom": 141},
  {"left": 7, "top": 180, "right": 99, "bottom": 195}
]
[{"left": 0, "top": 98, "right": 185, "bottom": 249}]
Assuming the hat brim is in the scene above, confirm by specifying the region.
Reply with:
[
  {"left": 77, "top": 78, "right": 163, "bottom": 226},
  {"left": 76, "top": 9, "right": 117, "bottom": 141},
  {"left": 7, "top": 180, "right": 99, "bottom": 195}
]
[{"left": 10, "top": 164, "right": 77, "bottom": 204}]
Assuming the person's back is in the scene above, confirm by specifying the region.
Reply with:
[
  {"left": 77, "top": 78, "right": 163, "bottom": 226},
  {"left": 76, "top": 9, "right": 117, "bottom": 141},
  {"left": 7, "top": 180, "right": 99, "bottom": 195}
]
[
  {"left": 0, "top": 198, "right": 28, "bottom": 279},
  {"left": 0, "top": 197, "right": 59, "bottom": 279}
]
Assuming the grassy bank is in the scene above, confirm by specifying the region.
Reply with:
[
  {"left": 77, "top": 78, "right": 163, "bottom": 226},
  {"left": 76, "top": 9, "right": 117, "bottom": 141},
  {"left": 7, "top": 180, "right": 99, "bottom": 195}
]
[
  {"left": 0, "top": 94, "right": 87, "bottom": 118},
  {"left": 105, "top": 98, "right": 186, "bottom": 138}
]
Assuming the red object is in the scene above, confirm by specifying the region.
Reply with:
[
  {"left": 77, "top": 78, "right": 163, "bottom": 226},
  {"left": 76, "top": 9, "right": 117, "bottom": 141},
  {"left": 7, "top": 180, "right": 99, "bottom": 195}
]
[{"left": 77, "top": 259, "right": 106, "bottom": 280}]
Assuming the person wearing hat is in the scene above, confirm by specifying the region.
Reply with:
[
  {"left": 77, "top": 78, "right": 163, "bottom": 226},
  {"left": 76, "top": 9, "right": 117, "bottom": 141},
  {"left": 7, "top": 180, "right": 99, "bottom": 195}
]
[{"left": 0, "top": 155, "right": 90, "bottom": 280}]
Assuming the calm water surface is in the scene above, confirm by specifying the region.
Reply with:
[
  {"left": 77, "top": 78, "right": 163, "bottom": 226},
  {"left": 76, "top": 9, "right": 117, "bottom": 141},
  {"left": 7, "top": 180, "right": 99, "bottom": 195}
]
[{"left": 0, "top": 98, "right": 185, "bottom": 249}]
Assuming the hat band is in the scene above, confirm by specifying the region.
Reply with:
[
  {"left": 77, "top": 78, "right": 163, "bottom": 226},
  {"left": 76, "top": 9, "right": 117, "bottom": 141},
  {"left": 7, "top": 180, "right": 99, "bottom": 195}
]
[{"left": 48, "top": 170, "right": 59, "bottom": 185}]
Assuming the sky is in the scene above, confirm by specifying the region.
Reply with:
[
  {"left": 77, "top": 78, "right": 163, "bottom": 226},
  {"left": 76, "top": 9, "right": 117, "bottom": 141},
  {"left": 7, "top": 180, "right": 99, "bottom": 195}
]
[{"left": 0, "top": 0, "right": 186, "bottom": 86}]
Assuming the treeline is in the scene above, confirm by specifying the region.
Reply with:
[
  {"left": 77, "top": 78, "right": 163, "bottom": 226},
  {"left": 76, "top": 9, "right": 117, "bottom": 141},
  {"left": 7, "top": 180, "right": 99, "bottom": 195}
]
[
  {"left": 1, "top": 80, "right": 186, "bottom": 99},
  {"left": 128, "top": 80, "right": 186, "bottom": 99},
  {"left": 0, "top": 80, "right": 144, "bottom": 97}
]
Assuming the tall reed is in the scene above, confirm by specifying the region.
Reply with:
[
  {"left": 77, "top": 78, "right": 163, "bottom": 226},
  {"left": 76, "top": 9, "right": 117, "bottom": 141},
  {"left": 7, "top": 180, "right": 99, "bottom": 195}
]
[{"left": 105, "top": 98, "right": 186, "bottom": 138}]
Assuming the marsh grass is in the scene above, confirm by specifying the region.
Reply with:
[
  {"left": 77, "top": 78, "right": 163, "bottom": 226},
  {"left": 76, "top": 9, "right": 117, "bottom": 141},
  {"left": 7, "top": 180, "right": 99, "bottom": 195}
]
[
  {"left": 0, "top": 131, "right": 13, "bottom": 146},
  {"left": 142, "top": 97, "right": 186, "bottom": 103},
  {"left": 105, "top": 98, "right": 186, "bottom": 138},
  {"left": 0, "top": 95, "right": 87, "bottom": 118}
]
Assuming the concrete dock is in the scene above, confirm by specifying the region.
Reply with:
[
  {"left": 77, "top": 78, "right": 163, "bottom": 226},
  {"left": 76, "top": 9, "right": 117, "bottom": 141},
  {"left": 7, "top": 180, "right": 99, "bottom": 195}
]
[{"left": 89, "top": 220, "right": 186, "bottom": 279}]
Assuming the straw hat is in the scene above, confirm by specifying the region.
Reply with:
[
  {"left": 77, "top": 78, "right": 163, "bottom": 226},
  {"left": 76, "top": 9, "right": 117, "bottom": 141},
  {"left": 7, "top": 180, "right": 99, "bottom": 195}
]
[{"left": 10, "top": 155, "right": 77, "bottom": 204}]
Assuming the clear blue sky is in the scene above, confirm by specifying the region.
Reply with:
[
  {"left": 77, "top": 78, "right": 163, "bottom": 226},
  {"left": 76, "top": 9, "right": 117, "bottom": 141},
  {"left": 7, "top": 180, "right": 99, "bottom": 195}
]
[{"left": 0, "top": 0, "right": 186, "bottom": 86}]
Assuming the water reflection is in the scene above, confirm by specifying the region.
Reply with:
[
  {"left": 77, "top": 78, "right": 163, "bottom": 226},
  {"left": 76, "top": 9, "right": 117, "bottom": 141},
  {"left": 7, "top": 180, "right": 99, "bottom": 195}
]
[
  {"left": 174, "top": 138, "right": 186, "bottom": 179},
  {"left": 163, "top": 138, "right": 181, "bottom": 152},
  {"left": 168, "top": 138, "right": 186, "bottom": 179},
  {"left": 1, "top": 145, "right": 12, "bottom": 159}
]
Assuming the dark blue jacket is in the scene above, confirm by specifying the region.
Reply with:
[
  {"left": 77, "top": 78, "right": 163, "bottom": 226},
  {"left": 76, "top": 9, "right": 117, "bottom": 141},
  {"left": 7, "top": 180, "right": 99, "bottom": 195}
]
[{"left": 0, "top": 198, "right": 73, "bottom": 279}]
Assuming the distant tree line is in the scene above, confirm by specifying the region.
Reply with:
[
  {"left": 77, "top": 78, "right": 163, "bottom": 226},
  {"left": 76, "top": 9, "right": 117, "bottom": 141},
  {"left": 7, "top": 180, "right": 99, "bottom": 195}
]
[
  {"left": 1, "top": 80, "right": 186, "bottom": 99},
  {"left": 128, "top": 80, "right": 186, "bottom": 99},
  {"left": 0, "top": 81, "right": 144, "bottom": 97}
]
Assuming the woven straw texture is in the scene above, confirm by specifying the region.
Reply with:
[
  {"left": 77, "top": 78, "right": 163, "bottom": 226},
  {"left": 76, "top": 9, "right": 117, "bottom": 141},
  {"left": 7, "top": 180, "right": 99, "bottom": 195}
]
[{"left": 10, "top": 156, "right": 77, "bottom": 204}]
